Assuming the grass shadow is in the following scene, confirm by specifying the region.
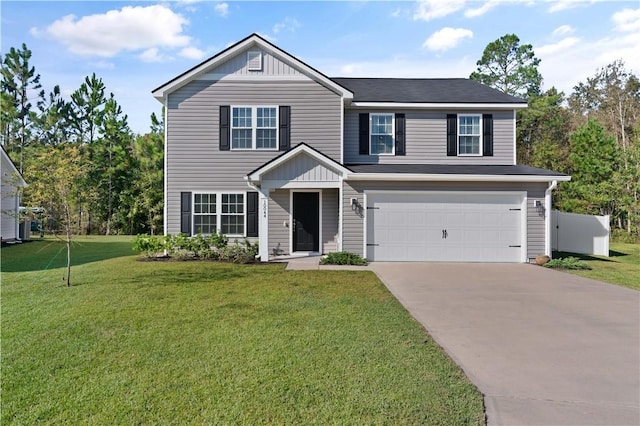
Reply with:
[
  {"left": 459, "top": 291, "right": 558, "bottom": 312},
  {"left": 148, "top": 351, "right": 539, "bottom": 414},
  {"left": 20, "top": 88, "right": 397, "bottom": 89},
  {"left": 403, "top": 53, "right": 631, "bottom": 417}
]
[
  {"left": 1, "top": 237, "right": 134, "bottom": 273},
  {"left": 553, "top": 250, "right": 622, "bottom": 263}
]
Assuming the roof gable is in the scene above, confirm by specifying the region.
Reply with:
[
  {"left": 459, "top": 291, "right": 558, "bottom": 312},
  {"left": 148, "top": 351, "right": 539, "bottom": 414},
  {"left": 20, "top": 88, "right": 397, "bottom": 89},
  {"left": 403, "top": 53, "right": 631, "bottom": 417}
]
[
  {"left": 1, "top": 146, "right": 26, "bottom": 187},
  {"left": 153, "top": 33, "right": 353, "bottom": 101}
]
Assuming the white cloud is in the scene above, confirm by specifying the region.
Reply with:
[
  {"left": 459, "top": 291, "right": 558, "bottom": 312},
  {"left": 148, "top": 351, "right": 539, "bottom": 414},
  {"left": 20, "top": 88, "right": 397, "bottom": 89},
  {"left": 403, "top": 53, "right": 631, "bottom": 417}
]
[
  {"left": 423, "top": 27, "right": 473, "bottom": 51},
  {"left": 413, "top": 0, "right": 466, "bottom": 21},
  {"left": 547, "top": 0, "right": 593, "bottom": 13},
  {"left": 273, "top": 17, "right": 301, "bottom": 34},
  {"left": 34, "top": 5, "right": 191, "bottom": 57},
  {"left": 536, "top": 36, "right": 580, "bottom": 55},
  {"left": 465, "top": 0, "right": 501, "bottom": 17},
  {"left": 612, "top": 8, "right": 640, "bottom": 32},
  {"left": 89, "top": 60, "right": 115, "bottom": 70},
  {"left": 180, "top": 46, "right": 205, "bottom": 60},
  {"left": 139, "top": 48, "right": 168, "bottom": 63},
  {"left": 552, "top": 25, "right": 575, "bottom": 37},
  {"left": 214, "top": 3, "right": 229, "bottom": 17}
]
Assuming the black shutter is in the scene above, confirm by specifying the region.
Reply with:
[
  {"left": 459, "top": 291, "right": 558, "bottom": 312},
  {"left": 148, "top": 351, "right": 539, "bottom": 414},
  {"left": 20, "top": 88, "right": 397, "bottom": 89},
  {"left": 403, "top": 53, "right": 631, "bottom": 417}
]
[
  {"left": 246, "top": 191, "right": 259, "bottom": 237},
  {"left": 180, "top": 192, "right": 192, "bottom": 236},
  {"left": 220, "top": 105, "right": 230, "bottom": 151},
  {"left": 483, "top": 114, "right": 493, "bottom": 156},
  {"left": 279, "top": 106, "right": 290, "bottom": 151},
  {"left": 395, "top": 113, "right": 405, "bottom": 156},
  {"left": 446, "top": 114, "right": 457, "bottom": 156},
  {"left": 359, "top": 113, "right": 369, "bottom": 155}
]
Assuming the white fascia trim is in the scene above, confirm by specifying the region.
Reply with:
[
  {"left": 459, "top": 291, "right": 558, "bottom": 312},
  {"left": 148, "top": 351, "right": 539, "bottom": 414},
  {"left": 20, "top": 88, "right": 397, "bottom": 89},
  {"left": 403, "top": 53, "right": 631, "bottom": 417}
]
[
  {"left": 163, "top": 96, "right": 168, "bottom": 236},
  {"left": 246, "top": 145, "right": 351, "bottom": 182},
  {"left": 347, "top": 173, "right": 572, "bottom": 183},
  {"left": 512, "top": 109, "right": 517, "bottom": 165},
  {"left": 153, "top": 35, "right": 353, "bottom": 101},
  {"left": 262, "top": 180, "right": 341, "bottom": 190},
  {"left": 350, "top": 102, "right": 528, "bottom": 110}
]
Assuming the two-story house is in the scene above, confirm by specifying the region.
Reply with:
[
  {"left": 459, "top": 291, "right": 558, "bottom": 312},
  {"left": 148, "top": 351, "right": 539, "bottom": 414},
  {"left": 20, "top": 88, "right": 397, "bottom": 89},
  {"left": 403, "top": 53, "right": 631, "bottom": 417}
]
[{"left": 153, "top": 34, "right": 570, "bottom": 263}]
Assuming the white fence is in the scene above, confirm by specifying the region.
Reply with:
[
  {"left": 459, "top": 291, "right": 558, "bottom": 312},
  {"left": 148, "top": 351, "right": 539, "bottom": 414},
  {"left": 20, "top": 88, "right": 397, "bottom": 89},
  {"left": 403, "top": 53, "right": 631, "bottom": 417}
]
[{"left": 551, "top": 210, "right": 609, "bottom": 257}]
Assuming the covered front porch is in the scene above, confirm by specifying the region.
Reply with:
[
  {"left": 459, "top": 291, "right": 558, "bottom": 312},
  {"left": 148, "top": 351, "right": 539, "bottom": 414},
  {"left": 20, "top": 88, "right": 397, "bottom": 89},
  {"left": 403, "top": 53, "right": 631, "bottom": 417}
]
[{"left": 245, "top": 143, "right": 351, "bottom": 261}]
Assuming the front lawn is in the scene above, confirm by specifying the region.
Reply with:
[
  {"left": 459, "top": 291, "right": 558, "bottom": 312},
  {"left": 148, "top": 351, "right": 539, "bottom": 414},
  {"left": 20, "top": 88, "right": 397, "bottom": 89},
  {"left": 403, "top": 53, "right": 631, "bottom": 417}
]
[
  {"left": 2, "top": 237, "right": 484, "bottom": 425},
  {"left": 553, "top": 242, "right": 640, "bottom": 291}
]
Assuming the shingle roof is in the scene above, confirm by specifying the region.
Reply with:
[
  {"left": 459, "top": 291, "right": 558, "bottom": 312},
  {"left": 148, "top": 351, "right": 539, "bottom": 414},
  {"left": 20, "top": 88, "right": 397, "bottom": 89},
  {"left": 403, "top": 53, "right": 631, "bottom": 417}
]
[
  {"left": 331, "top": 78, "right": 526, "bottom": 104},
  {"left": 347, "top": 164, "right": 567, "bottom": 177}
]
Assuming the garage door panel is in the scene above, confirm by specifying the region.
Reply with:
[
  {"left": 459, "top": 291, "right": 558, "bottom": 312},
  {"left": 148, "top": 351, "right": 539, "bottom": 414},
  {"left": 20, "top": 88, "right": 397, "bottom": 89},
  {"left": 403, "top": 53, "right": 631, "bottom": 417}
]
[{"left": 367, "top": 192, "right": 524, "bottom": 262}]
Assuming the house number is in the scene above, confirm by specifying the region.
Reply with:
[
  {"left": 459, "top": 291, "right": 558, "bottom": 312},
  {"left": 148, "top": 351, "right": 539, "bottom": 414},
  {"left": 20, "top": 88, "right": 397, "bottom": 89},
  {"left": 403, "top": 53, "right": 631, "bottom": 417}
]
[{"left": 262, "top": 199, "right": 267, "bottom": 218}]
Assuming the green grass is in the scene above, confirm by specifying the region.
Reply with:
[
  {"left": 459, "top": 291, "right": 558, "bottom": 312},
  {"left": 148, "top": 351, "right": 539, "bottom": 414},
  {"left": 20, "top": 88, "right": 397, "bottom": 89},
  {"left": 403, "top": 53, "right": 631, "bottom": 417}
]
[
  {"left": 1, "top": 237, "right": 483, "bottom": 425},
  {"left": 553, "top": 242, "right": 640, "bottom": 291}
]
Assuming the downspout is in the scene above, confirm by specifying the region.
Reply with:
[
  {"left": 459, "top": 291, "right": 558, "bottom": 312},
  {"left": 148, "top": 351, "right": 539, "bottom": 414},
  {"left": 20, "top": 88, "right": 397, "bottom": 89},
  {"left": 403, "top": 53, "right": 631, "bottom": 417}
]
[{"left": 545, "top": 180, "right": 557, "bottom": 258}]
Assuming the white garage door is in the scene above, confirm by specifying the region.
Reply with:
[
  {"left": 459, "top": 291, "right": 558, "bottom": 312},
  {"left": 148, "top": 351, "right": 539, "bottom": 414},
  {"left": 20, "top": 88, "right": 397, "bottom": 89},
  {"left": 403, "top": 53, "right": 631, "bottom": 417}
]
[{"left": 366, "top": 192, "right": 525, "bottom": 262}]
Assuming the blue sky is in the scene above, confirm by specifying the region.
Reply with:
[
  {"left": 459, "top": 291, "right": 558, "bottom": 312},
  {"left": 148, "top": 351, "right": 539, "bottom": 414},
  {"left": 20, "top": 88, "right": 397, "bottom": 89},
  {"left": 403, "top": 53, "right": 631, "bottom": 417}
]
[{"left": 2, "top": 1, "right": 639, "bottom": 134}]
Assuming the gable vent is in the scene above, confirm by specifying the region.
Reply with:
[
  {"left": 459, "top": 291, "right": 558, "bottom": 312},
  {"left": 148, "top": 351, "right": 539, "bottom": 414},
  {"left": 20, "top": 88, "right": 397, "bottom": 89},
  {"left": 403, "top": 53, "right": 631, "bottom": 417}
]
[{"left": 247, "top": 50, "right": 263, "bottom": 71}]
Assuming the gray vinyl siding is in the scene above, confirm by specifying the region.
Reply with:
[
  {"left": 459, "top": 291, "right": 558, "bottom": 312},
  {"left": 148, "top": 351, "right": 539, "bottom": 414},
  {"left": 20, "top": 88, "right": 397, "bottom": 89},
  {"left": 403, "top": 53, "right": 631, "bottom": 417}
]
[
  {"left": 344, "top": 109, "right": 514, "bottom": 165},
  {"left": 322, "top": 189, "right": 339, "bottom": 253},
  {"left": 269, "top": 189, "right": 289, "bottom": 256},
  {"left": 165, "top": 79, "right": 342, "bottom": 234},
  {"left": 342, "top": 180, "right": 548, "bottom": 260},
  {"left": 263, "top": 154, "right": 340, "bottom": 182},
  {"left": 201, "top": 49, "right": 303, "bottom": 77}
]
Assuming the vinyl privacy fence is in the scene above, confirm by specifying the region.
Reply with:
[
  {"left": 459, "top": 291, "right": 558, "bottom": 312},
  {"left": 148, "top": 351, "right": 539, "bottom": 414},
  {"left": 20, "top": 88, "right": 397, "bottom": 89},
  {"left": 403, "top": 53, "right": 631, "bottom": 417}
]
[{"left": 551, "top": 210, "right": 609, "bottom": 257}]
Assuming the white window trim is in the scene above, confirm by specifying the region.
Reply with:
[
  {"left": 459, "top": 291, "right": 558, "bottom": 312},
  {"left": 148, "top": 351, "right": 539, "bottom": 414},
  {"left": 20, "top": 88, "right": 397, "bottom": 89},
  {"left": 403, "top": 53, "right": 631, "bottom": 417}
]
[
  {"left": 192, "top": 192, "right": 246, "bottom": 237},
  {"left": 370, "top": 113, "right": 395, "bottom": 156},
  {"left": 230, "top": 105, "right": 279, "bottom": 151},
  {"left": 457, "top": 113, "right": 483, "bottom": 157}
]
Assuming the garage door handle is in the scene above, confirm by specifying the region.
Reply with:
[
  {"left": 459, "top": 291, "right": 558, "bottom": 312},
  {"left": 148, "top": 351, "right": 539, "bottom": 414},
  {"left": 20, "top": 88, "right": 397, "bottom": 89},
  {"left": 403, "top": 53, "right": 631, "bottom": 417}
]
[
  {"left": 442, "top": 229, "right": 448, "bottom": 239},
  {"left": 367, "top": 243, "right": 379, "bottom": 246},
  {"left": 509, "top": 245, "right": 521, "bottom": 247}
]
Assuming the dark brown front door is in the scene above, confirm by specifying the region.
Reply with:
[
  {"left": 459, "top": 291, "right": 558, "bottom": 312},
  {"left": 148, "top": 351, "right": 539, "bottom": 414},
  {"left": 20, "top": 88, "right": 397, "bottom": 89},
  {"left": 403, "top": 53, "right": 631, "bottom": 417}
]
[{"left": 293, "top": 192, "right": 319, "bottom": 252}]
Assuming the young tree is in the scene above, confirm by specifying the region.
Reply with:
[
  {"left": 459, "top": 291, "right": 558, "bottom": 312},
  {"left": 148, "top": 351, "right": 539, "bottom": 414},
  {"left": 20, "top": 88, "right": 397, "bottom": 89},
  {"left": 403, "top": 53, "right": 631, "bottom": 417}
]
[
  {"left": 25, "top": 145, "right": 83, "bottom": 286},
  {"left": 470, "top": 34, "right": 542, "bottom": 98},
  {"left": 559, "top": 119, "right": 619, "bottom": 216},
  {"left": 1, "top": 43, "right": 44, "bottom": 173}
]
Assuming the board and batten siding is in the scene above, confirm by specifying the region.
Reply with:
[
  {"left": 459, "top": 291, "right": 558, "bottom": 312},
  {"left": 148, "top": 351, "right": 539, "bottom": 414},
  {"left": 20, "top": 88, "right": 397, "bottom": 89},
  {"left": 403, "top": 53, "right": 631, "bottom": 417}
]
[
  {"left": 344, "top": 109, "right": 514, "bottom": 165},
  {"left": 165, "top": 79, "right": 342, "bottom": 234},
  {"left": 267, "top": 189, "right": 339, "bottom": 257},
  {"left": 269, "top": 189, "right": 289, "bottom": 256},
  {"left": 262, "top": 153, "right": 340, "bottom": 182},
  {"left": 342, "top": 180, "right": 548, "bottom": 260}
]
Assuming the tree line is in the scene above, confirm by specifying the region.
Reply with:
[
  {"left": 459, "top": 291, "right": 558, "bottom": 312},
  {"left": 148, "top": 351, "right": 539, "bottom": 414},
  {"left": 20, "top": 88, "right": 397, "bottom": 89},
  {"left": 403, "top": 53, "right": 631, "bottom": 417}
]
[
  {"left": 1, "top": 44, "right": 163, "bottom": 237},
  {"left": 471, "top": 34, "right": 640, "bottom": 236},
  {"left": 2, "top": 36, "right": 640, "bottom": 239}
]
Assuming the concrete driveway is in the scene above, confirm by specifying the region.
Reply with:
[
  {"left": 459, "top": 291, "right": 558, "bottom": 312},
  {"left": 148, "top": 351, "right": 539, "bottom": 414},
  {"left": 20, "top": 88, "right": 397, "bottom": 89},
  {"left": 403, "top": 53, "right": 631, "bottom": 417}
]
[{"left": 370, "top": 263, "right": 640, "bottom": 426}]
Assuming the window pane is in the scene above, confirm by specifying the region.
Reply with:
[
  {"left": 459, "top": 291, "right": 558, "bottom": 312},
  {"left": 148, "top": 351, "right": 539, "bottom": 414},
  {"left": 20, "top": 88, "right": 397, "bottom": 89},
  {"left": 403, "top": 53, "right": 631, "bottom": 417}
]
[
  {"left": 256, "top": 129, "right": 277, "bottom": 149},
  {"left": 459, "top": 136, "right": 480, "bottom": 154},
  {"left": 370, "top": 135, "right": 393, "bottom": 154},
  {"left": 194, "top": 215, "right": 216, "bottom": 234},
  {"left": 257, "top": 107, "right": 276, "bottom": 128},
  {"left": 232, "top": 107, "right": 252, "bottom": 127},
  {"left": 232, "top": 129, "right": 253, "bottom": 149},
  {"left": 221, "top": 215, "right": 244, "bottom": 235},
  {"left": 222, "top": 194, "right": 244, "bottom": 214},
  {"left": 194, "top": 194, "right": 215, "bottom": 214},
  {"left": 459, "top": 116, "right": 480, "bottom": 135}
]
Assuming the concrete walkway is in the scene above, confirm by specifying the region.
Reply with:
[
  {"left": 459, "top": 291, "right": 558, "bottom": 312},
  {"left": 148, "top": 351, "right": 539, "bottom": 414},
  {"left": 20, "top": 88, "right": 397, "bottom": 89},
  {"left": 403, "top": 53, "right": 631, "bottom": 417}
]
[{"left": 370, "top": 263, "right": 640, "bottom": 426}]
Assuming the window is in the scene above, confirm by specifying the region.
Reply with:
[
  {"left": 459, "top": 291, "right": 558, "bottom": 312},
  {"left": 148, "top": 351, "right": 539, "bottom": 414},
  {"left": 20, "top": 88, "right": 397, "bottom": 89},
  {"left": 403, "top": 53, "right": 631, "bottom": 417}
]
[
  {"left": 221, "top": 193, "right": 245, "bottom": 235},
  {"left": 231, "top": 106, "right": 277, "bottom": 150},
  {"left": 458, "top": 115, "right": 481, "bottom": 155},
  {"left": 193, "top": 193, "right": 245, "bottom": 236},
  {"left": 193, "top": 194, "right": 216, "bottom": 234},
  {"left": 370, "top": 113, "right": 394, "bottom": 155}
]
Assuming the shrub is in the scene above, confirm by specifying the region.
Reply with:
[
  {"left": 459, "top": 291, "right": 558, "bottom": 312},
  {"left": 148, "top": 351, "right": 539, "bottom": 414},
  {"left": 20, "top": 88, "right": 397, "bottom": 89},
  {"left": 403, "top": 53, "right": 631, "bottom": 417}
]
[
  {"left": 134, "top": 233, "right": 257, "bottom": 263},
  {"left": 132, "top": 234, "right": 165, "bottom": 257},
  {"left": 320, "top": 251, "right": 367, "bottom": 266},
  {"left": 544, "top": 256, "right": 591, "bottom": 270}
]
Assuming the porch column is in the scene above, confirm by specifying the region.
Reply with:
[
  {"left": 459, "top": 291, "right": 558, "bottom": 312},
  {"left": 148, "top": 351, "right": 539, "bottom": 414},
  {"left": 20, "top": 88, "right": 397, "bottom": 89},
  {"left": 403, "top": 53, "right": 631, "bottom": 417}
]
[{"left": 258, "top": 188, "right": 270, "bottom": 262}]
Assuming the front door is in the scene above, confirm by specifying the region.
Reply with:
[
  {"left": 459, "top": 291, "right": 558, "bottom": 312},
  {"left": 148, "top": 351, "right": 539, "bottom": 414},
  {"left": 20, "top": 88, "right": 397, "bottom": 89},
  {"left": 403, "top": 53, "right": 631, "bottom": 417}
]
[{"left": 293, "top": 192, "right": 319, "bottom": 252}]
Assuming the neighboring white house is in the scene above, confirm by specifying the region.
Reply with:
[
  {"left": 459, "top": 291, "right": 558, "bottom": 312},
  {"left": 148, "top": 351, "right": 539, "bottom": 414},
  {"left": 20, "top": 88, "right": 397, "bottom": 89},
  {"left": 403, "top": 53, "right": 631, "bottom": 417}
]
[{"left": 1, "top": 146, "right": 27, "bottom": 243}]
